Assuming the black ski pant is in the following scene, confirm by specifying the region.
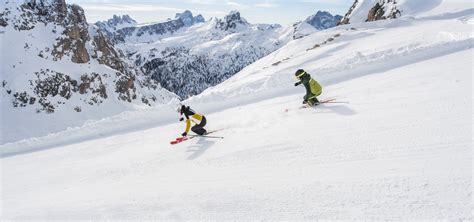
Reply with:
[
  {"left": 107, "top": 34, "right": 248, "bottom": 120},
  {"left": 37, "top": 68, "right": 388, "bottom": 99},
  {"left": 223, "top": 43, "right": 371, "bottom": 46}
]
[{"left": 191, "top": 116, "right": 207, "bottom": 135}]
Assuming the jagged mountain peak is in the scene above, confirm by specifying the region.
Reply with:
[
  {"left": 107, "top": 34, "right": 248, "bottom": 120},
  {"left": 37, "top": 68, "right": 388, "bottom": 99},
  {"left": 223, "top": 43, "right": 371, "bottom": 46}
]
[
  {"left": 216, "top": 10, "right": 249, "bottom": 31},
  {"left": 111, "top": 14, "right": 137, "bottom": 25},
  {"left": 304, "top": 10, "right": 342, "bottom": 30},
  {"left": 95, "top": 14, "right": 137, "bottom": 34},
  {"left": 225, "top": 10, "right": 248, "bottom": 23},
  {"left": 194, "top": 14, "right": 205, "bottom": 23},
  {"left": 315, "top": 10, "right": 332, "bottom": 17},
  {"left": 174, "top": 10, "right": 205, "bottom": 27}
]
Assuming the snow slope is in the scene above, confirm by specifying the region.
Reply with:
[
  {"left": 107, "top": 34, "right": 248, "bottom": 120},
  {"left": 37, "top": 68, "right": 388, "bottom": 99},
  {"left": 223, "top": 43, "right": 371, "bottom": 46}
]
[
  {"left": 342, "top": 0, "right": 472, "bottom": 24},
  {"left": 1, "top": 49, "right": 471, "bottom": 220},
  {"left": 1, "top": 1, "right": 473, "bottom": 220},
  {"left": 189, "top": 14, "right": 473, "bottom": 112}
]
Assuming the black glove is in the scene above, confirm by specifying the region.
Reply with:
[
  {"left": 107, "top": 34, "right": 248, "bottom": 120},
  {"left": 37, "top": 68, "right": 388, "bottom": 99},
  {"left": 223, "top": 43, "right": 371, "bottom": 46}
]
[
  {"left": 294, "top": 82, "right": 301, "bottom": 86},
  {"left": 181, "top": 132, "right": 187, "bottom": 137},
  {"left": 179, "top": 117, "right": 184, "bottom": 121}
]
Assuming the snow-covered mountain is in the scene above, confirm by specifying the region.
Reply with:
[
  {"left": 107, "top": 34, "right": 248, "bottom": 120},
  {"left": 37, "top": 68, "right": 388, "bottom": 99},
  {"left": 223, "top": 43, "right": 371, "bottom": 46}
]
[
  {"left": 175, "top": 10, "right": 205, "bottom": 27},
  {"left": 112, "top": 11, "right": 205, "bottom": 44},
  {"left": 113, "top": 11, "right": 289, "bottom": 99},
  {"left": 304, "top": 11, "right": 342, "bottom": 30},
  {"left": 112, "top": 10, "right": 343, "bottom": 99},
  {"left": 0, "top": 0, "right": 176, "bottom": 143},
  {"left": 1, "top": 0, "right": 473, "bottom": 220},
  {"left": 94, "top": 14, "right": 137, "bottom": 37}
]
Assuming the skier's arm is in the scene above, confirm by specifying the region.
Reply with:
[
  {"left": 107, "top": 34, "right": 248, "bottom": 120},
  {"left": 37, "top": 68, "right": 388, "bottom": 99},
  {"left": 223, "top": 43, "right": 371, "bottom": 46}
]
[
  {"left": 294, "top": 81, "right": 302, "bottom": 86},
  {"left": 183, "top": 119, "right": 191, "bottom": 136}
]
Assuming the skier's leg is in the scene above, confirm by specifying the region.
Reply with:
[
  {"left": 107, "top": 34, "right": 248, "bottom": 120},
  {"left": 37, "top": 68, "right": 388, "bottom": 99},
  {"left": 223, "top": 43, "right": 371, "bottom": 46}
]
[
  {"left": 307, "top": 96, "right": 320, "bottom": 106},
  {"left": 191, "top": 117, "right": 207, "bottom": 135},
  {"left": 191, "top": 125, "right": 205, "bottom": 135}
]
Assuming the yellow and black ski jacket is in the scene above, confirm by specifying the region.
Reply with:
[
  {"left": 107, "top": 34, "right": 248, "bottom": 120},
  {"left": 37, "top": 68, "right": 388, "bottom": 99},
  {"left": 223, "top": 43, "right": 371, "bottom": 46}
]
[
  {"left": 295, "top": 71, "right": 322, "bottom": 101},
  {"left": 181, "top": 106, "right": 205, "bottom": 134}
]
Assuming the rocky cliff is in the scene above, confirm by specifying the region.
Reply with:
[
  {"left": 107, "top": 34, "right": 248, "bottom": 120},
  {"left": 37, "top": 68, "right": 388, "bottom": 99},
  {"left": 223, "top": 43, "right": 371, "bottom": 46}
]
[
  {"left": 0, "top": 0, "right": 176, "bottom": 114},
  {"left": 339, "top": 0, "right": 401, "bottom": 25}
]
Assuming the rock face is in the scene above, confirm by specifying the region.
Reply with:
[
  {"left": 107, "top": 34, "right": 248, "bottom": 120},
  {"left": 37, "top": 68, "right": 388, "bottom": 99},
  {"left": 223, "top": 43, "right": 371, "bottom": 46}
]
[
  {"left": 339, "top": 0, "right": 401, "bottom": 25},
  {"left": 55, "top": 4, "right": 90, "bottom": 63},
  {"left": 175, "top": 10, "right": 205, "bottom": 27},
  {"left": 114, "top": 19, "right": 186, "bottom": 43},
  {"left": 110, "top": 11, "right": 205, "bottom": 44},
  {"left": 366, "top": 1, "right": 401, "bottom": 22},
  {"left": 216, "top": 11, "right": 249, "bottom": 31},
  {"left": 94, "top": 14, "right": 137, "bottom": 37},
  {"left": 291, "top": 21, "right": 318, "bottom": 40},
  {"left": 10, "top": 0, "right": 90, "bottom": 63},
  {"left": 0, "top": 0, "right": 176, "bottom": 114},
  {"left": 304, "top": 11, "right": 342, "bottom": 30},
  {"left": 339, "top": 0, "right": 359, "bottom": 25}
]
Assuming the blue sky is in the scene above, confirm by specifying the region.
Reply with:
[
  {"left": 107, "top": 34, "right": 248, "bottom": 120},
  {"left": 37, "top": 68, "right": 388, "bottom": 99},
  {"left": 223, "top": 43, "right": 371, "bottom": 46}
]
[{"left": 68, "top": 0, "right": 354, "bottom": 25}]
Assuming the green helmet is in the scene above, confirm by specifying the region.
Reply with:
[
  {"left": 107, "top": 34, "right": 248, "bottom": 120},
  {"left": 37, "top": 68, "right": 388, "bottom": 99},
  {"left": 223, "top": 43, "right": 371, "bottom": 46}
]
[{"left": 295, "top": 69, "right": 306, "bottom": 79}]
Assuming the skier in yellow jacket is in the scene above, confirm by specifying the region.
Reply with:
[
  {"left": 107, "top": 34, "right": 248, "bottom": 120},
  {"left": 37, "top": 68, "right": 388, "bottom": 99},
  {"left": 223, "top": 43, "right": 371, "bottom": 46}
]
[
  {"left": 178, "top": 105, "right": 207, "bottom": 136},
  {"left": 294, "top": 69, "right": 322, "bottom": 106}
]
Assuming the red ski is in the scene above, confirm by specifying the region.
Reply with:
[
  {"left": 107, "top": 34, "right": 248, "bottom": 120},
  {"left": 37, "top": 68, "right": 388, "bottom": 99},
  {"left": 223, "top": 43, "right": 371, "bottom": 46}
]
[
  {"left": 170, "top": 136, "right": 190, "bottom": 145},
  {"left": 170, "top": 129, "right": 225, "bottom": 145}
]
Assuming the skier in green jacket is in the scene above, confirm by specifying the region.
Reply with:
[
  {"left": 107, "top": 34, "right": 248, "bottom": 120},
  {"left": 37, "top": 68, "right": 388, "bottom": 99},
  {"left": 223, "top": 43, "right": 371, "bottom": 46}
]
[{"left": 294, "top": 69, "right": 322, "bottom": 106}]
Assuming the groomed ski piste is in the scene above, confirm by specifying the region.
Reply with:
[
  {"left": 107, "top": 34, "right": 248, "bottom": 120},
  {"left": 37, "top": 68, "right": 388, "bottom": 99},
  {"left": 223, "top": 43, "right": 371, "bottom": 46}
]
[{"left": 1, "top": 1, "right": 473, "bottom": 220}]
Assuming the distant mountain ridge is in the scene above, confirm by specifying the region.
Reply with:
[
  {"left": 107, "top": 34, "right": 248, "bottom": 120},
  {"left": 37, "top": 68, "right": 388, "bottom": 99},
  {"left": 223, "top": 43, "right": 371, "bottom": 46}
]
[
  {"left": 175, "top": 10, "right": 205, "bottom": 27},
  {"left": 103, "top": 10, "right": 287, "bottom": 98},
  {"left": 102, "top": 10, "right": 342, "bottom": 98},
  {"left": 304, "top": 11, "right": 342, "bottom": 30},
  {"left": 94, "top": 14, "right": 137, "bottom": 36}
]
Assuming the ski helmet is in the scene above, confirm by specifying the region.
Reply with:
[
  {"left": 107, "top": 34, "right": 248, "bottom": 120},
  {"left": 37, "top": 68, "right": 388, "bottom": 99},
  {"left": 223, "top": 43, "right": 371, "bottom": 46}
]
[
  {"left": 295, "top": 69, "right": 306, "bottom": 79},
  {"left": 177, "top": 104, "right": 188, "bottom": 114}
]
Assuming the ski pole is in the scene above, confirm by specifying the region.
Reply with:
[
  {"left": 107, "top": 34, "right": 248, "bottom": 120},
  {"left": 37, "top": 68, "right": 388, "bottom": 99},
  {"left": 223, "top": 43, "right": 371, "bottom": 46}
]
[{"left": 189, "top": 134, "right": 224, "bottom": 139}]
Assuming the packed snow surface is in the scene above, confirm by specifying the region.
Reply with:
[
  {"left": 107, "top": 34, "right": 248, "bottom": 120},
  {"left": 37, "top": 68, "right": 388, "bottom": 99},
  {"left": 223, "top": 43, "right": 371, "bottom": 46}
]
[
  {"left": 1, "top": 1, "right": 473, "bottom": 220},
  {"left": 344, "top": 0, "right": 473, "bottom": 23}
]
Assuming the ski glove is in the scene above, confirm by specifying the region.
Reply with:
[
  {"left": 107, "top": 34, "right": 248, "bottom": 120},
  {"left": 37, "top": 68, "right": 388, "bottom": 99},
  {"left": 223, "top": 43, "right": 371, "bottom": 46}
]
[
  {"left": 181, "top": 132, "right": 187, "bottom": 137},
  {"left": 294, "top": 82, "right": 301, "bottom": 86},
  {"left": 179, "top": 117, "right": 184, "bottom": 121}
]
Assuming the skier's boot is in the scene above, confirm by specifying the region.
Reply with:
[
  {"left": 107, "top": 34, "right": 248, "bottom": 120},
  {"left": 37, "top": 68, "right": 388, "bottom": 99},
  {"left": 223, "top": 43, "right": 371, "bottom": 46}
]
[
  {"left": 308, "top": 97, "right": 320, "bottom": 106},
  {"left": 313, "top": 97, "right": 320, "bottom": 106}
]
